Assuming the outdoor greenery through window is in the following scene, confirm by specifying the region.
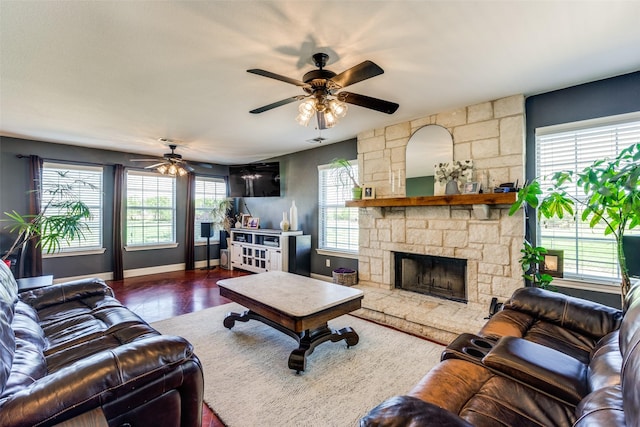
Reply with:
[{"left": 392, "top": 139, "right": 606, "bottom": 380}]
[
  {"left": 126, "top": 171, "right": 176, "bottom": 246},
  {"left": 318, "top": 162, "right": 359, "bottom": 253},
  {"left": 42, "top": 162, "right": 103, "bottom": 253},
  {"left": 536, "top": 112, "right": 640, "bottom": 284},
  {"left": 195, "top": 177, "right": 227, "bottom": 242}
]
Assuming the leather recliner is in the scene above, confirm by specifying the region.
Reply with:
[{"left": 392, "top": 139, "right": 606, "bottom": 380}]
[
  {"left": 0, "top": 261, "right": 204, "bottom": 427},
  {"left": 361, "top": 281, "right": 640, "bottom": 426}
]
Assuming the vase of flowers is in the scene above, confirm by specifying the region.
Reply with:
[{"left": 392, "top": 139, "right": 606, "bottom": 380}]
[{"left": 434, "top": 160, "right": 473, "bottom": 195}]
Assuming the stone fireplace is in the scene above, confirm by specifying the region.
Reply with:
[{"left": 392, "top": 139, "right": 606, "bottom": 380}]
[
  {"left": 350, "top": 94, "right": 526, "bottom": 343},
  {"left": 394, "top": 252, "right": 467, "bottom": 303}
]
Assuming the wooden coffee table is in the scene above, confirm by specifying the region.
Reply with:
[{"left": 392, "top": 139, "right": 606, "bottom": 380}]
[{"left": 217, "top": 271, "right": 364, "bottom": 373}]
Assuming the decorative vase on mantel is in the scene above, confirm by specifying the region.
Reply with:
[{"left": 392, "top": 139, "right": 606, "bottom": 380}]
[
  {"left": 289, "top": 201, "right": 298, "bottom": 231},
  {"left": 445, "top": 179, "right": 460, "bottom": 195},
  {"left": 280, "top": 212, "right": 290, "bottom": 231}
]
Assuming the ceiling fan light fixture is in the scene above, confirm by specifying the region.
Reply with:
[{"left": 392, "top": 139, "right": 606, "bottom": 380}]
[
  {"left": 178, "top": 167, "right": 188, "bottom": 177},
  {"left": 168, "top": 164, "right": 178, "bottom": 175},
  {"left": 329, "top": 99, "right": 348, "bottom": 118},
  {"left": 323, "top": 110, "right": 338, "bottom": 128},
  {"left": 157, "top": 164, "right": 168, "bottom": 174},
  {"left": 296, "top": 112, "right": 313, "bottom": 127}
]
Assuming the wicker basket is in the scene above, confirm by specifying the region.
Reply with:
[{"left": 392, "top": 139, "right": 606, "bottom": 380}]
[{"left": 332, "top": 268, "right": 358, "bottom": 286}]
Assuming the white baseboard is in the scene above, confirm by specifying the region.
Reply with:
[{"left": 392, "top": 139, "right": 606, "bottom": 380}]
[{"left": 53, "top": 260, "right": 220, "bottom": 284}]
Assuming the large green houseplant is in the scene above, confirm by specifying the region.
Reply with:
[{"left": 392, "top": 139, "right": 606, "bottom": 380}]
[
  {"left": 509, "top": 142, "right": 640, "bottom": 299},
  {"left": 2, "top": 171, "right": 94, "bottom": 262}
]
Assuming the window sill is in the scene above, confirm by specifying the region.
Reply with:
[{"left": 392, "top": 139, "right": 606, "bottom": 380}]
[
  {"left": 124, "top": 243, "right": 179, "bottom": 252},
  {"left": 552, "top": 277, "right": 623, "bottom": 294},
  {"left": 43, "top": 248, "right": 106, "bottom": 258},
  {"left": 316, "top": 248, "right": 359, "bottom": 260}
]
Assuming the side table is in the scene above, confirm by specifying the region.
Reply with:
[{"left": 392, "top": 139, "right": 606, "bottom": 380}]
[{"left": 17, "top": 275, "right": 54, "bottom": 292}]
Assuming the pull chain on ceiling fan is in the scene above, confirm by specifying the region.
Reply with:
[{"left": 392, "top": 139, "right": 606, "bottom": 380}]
[{"left": 248, "top": 52, "right": 399, "bottom": 130}]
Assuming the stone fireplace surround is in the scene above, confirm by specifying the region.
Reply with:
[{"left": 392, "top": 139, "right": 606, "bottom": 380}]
[{"left": 350, "top": 94, "right": 526, "bottom": 344}]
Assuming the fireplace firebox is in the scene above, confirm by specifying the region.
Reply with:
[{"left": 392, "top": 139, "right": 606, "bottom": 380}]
[{"left": 394, "top": 252, "right": 467, "bottom": 303}]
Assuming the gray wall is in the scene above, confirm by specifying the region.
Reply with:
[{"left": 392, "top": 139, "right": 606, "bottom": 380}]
[
  {"left": 0, "top": 136, "right": 358, "bottom": 279},
  {"left": 239, "top": 139, "right": 358, "bottom": 277}
]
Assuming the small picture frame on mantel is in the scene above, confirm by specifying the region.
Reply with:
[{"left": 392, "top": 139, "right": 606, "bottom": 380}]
[
  {"left": 363, "top": 186, "right": 376, "bottom": 199},
  {"left": 463, "top": 181, "right": 481, "bottom": 194}
]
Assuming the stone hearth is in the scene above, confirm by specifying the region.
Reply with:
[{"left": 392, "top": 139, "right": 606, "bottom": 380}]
[{"left": 351, "top": 94, "right": 526, "bottom": 343}]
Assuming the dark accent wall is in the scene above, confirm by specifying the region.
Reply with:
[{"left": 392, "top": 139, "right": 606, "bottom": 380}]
[
  {"left": 238, "top": 139, "right": 359, "bottom": 277},
  {"left": 525, "top": 70, "right": 640, "bottom": 307},
  {"left": 0, "top": 135, "right": 358, "bottom": 279}
]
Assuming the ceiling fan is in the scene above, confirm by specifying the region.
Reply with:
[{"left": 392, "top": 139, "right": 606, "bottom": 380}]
[
  {"left": 248, "top": 52, "right": 399, "bottom": 129},
  {"left": 131, "top": 143, "right": 210, "bottom": 176}
]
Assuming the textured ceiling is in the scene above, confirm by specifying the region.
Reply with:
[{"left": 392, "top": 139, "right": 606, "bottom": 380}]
[{"left": 1, "top": 1, "right": 639, "bottom": 165}]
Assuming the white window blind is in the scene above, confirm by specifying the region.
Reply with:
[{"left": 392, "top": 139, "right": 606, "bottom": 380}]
[
  {"left": 194, "top": 177, "right": 227, "bottom": 242},
  {"left": 318, "top": 162, "right": 359, "bottom": 253},
  {"left": 536, "top": 113, "right": 640, "bottom": 284},
  {"left": 126, "top": 171, "right": 176, "bottom": 246},
  {"left": 42, "top": 162, "right": 103, "bottom": 252}
]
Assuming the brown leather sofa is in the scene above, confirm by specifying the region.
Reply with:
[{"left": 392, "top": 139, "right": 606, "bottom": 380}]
[
  {"left": 361, "top": 282, "right": 640, "bottom": 426},
  {"left": 0, "top": 261, "right": 203, "bottom": 427}
]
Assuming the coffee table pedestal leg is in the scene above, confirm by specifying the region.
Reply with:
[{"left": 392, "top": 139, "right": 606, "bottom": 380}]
[
  {"left": 223, "top": 310, "right": 359, "bottom": 373},
  {"left": 289, "top": 325, "right": 359, "bottom": 373}
]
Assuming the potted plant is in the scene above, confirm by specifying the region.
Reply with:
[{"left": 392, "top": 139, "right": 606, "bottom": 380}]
[
  {"left": 331, "top": 158, "right": 362, "bottom": 200},
  {"left": 509, "top": 142, "right": 640, "bottom": 299},
  {"left": 2, "top": 171, "right": 94, "bottom": 266},
  {"left": 519, "top": 240, "right": 556, "bottom": 291}
]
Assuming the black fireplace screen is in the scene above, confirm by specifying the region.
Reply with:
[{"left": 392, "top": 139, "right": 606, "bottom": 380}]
[{"left": 394, "top": 252, "right": 467, "bottom": 303}]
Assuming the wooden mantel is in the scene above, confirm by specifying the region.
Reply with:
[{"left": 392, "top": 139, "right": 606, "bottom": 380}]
[{"left": 345, "top": 192, "right": 517, "bottom": 208}]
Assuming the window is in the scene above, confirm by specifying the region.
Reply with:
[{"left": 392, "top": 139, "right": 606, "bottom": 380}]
[
  {"left": 194, "top": 176, "right": 227, "bottom": 242},
  {"left": 41, "top": 162, "right": 103, "bottom": 253},
  {"left": 126, "top": 171, "right": 176, "bottom": 246},
  {"left": 535, "top": 112, "right": 640, "bottom": 284},
  {"left": 318, "top": 161, "right": 359, "bottom": 253}
]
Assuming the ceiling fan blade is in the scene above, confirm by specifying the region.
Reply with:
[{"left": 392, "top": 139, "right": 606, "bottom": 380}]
[
  {"left": 191, "top": 161, "right": 213, "bottom": 169},
  {"left": 183, "top": 163, "right": 195, "bottom": 173},
  {"left": 330, "top": 61, "right": 384, "bottom": 89},
  {"left": 247, "top": 69, "right": 310, "bottom": 88},
  {"left": 339, "top": 91, "right": 399, "bottom": 114},
  {"left": 250, "top": 96, "right": 305, "bottom": 114},
  {"left": 144, "top": 162, "right": 167, "bottom": 169}
]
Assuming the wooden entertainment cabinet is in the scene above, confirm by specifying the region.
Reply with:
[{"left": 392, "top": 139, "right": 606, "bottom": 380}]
[{"left": 229, "top": 228, "right": 311, "bottom": 275}]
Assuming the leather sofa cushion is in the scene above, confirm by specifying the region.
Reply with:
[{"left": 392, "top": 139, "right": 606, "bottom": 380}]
[
  {"left": 0, "top": 261, "right": 18, "bottom": 306},
  {"left": 18, "top": 278, "right": 113, "bottom": 310},
  {"left": 574, "top": 386, "right": 625, "bottom": 426},
  {"left": 0, "top": 300, "right": 15, "bottom": 395},
  {"left": 360, "top": 395, "right": 474, "bottom": 427},
  {"left": 504, "top": 287, "right": 622, "bottom": 340},
  {"left": 408, "top": 359, "right": 577, "bottom": 426},
  {"left": 588, "top": 331, "right": 622, "bottom": 391}
]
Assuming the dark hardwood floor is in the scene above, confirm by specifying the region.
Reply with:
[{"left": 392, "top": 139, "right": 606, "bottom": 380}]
[{"left": 107, "top": 267, "right": 248, "bottom": 427}]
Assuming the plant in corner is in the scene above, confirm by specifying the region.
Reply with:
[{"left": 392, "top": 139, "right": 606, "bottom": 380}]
[
  {"left": 210, "top": 198, "right": 233, "bottom": 234},
  {"left": 330, "top": 158, "right": 361, "bottom": 200},
  {"left": 519, "top": 240, "right": 556, "bottom": 291},
  {"left": 509, "top": 142, "right": 640, "bottom": 299},
  {"left": 1, "top": 171, "right": 94, "bottom": 262}
]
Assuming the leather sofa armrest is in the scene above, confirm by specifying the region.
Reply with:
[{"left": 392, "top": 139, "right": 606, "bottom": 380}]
[
  {"left": 482, "top": 336, "right": 588, "bottom": 405},
  {"left": 0, "top": 335, "right": 196, "bottom": 426},
  {"left": 18, "top": 278, "right": 114, "bottom": 309},
  {"left": 360, "top": 395, "right": 474, "bottom": 427},
  {"left": 506, "top": 287, "right": 623, "bottom": 338}
]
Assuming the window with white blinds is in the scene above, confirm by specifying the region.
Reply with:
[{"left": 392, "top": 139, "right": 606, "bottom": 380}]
[
  {"left": 42, "top": 162, "right": 103, "bottom": 252},
  {"left": 195, "top": 177, "right": 227, "bottom": 242},
  {"left": 535, "top": 112, "right": 640, "bottom": 284},
  {"left": 126, "top": 171, "right": 176, "bottom": 246},
  {"left": 318, "top": 162, "right": 359, "bottom": 253}
]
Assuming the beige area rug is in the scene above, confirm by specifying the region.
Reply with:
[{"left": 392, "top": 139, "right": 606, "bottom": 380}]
[{"left": 152, "top": 303, "right": 444, "bottom": 427}]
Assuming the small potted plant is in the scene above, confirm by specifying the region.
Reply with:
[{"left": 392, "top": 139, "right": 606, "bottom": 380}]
[{"left": 331, "top": 158, "right": 362, "bottom": 200}]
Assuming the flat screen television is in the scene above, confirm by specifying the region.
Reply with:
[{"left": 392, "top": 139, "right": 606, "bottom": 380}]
[{"left": 228, "top": 162, "right": 281, "bottom": 197}]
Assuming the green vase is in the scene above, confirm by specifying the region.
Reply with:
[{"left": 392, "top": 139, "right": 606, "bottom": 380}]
[{"left": 352, "top": 187, "right": 363, "bottom": 200}]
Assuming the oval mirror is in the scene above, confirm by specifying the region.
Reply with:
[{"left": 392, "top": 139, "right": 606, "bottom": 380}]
[{"left": 405, "top": 125, "right": 453, "bottom": 196}]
